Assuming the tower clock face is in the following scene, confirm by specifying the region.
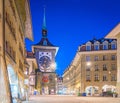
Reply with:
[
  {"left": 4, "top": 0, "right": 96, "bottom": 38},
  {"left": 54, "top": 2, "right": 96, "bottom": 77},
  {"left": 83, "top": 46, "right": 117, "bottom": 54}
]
[{"left": 39, "top": 56, "right": 51, "bottom": 72}]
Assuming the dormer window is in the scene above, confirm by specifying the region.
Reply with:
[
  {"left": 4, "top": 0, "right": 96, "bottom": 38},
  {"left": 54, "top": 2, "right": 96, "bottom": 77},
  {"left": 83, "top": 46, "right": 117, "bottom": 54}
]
[
  {"left": 103, "top": 41, "right": 108, "bottom": 50},
  {"left": 111, "top": 40, "right": 117, "bottom": 50},
  {"left": 94, "top": 41, "right": 99, "bottom": 50},
  {"left": 86, "top": 42, "right": 91, "bottom": 51}
]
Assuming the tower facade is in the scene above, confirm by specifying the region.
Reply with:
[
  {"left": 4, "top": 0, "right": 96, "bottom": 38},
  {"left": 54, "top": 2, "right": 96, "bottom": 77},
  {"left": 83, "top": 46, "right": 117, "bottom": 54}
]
[{"left": 32, "top": 8, "right": 59, "bottom": 95}]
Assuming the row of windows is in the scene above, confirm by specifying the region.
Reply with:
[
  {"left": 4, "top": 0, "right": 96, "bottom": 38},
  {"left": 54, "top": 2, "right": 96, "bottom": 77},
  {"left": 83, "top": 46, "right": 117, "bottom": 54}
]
[
  {"left": 86, "top": 74, "right": 116, "bottom": 81},
  {"left": 86, "top": 55, "right": 116, "bottom": 61},
  {"left": 86, "top": 64, "right": 116, "bottom": 71},
  {"left": 86, "top": 41, "right": 116, "bottom": 51}
]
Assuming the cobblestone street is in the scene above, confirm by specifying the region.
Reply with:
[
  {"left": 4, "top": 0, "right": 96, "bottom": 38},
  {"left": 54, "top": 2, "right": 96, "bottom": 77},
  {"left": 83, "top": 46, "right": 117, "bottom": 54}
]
[{"left": 23, "top": 95, "right": 120, "bottom": 103}]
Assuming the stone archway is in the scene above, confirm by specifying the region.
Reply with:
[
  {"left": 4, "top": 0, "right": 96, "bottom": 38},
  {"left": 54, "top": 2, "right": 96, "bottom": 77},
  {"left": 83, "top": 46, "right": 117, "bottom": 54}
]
[
  {"left": 7, "top": 65, "right": 18, "bottom": 103},
  {"left": 85, "top": 86, "right": 99, "bottom": 96},
  {"left": 102, "top": 85, "right": 116, "bottom": 92}
]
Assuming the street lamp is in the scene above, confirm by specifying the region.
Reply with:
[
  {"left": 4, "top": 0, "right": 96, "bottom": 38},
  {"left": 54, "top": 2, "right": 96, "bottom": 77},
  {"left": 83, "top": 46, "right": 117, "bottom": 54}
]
[
  {"left": 50, "top": 62, "right": 57, "bottom": 71},
  {"left": 86, "top": 62, "right": 91, "bottom": 66}
]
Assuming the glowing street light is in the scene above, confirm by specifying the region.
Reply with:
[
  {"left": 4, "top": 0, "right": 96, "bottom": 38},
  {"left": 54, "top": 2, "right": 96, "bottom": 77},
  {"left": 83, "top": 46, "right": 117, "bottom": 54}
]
[
  {"left": 67, "top": 77, "right": 69, "bottom": 80},
  {"left": 86, "top": 62, "right": 91, "bottom": 66},
  {"left": 50, "top": 62, "right": 57, "bottom": 71}
]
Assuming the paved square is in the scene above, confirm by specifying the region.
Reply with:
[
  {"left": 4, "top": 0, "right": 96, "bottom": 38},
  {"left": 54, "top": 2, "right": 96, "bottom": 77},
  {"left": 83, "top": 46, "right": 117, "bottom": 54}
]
[{"left": 22, "top": 95, "right": 120, "bottom": 103}]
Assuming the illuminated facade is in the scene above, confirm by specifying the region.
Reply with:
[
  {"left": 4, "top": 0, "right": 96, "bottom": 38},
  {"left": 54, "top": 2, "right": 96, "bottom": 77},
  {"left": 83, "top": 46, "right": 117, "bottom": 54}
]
[
  {"left": 63, "top": 38, "right": 117, "bottom": 96},
  {"left": 26, "top": 52, "right": 37, "bottom": 95},
  {"left": 0, "top": 0, "right": 33, "bottom": 102},
  {"left": 105, "top": 23, "right": 120, "bottom": 97},
  {"left": 56, "top": 76, "right": 63, "bottom": 94},
  {"left": 28, "top": 8, "right": 59, "bottom": 95}
]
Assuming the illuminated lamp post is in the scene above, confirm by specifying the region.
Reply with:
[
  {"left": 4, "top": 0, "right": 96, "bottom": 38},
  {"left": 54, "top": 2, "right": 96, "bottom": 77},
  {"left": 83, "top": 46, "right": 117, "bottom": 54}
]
[{"left": 50, "top": 62, "right": 57, "bottom": 72}]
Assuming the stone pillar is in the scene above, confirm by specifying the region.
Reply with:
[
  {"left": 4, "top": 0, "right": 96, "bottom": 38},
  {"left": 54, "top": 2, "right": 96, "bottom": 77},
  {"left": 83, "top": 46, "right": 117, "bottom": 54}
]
[{"left": 117, "top": 35, "right": 120, "bottom": 97}]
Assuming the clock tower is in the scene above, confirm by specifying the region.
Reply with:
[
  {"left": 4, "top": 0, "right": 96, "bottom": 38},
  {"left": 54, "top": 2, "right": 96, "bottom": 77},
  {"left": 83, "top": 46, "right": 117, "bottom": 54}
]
[{"left": 32, "top": 8, "right": 59, "bottom": 95}]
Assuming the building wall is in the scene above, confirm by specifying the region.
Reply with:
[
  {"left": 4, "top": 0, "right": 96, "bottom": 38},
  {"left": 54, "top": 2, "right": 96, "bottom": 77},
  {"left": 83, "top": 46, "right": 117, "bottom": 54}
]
[
  {"left": 80, "top": 51, "right": 117, "bottom": 94},
  {"left": 0, "top": 0, "right": 33, "bottom": 102},
  {"left": 63, "top": 39, "right": 117, "bottom": 96},
  {"left": 105, "top": 23, "right": 120, "bottom": 97}
]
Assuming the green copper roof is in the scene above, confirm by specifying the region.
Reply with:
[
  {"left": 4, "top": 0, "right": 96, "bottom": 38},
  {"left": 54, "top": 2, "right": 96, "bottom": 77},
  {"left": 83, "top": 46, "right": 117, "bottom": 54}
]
[{"left": 42, "top": 8, "right": 46, "bottom": 30}]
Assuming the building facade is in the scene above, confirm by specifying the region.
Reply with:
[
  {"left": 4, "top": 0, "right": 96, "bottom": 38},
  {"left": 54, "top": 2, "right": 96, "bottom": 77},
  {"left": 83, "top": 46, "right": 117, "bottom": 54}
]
[
  {"left": 0, "top": 0, "right": 33, "bottom": 102},
  {"left": 63, "top": 38, "right": 117, "bottom": 96},
  {"left": 56, "top": 76, "right": 63, "bottom": 94},
  {"left": 105, "top": 23, "right": 120, "bottom": 97},
  {"left": 26, "top": 51, "right": 37, "bottom": 95}
]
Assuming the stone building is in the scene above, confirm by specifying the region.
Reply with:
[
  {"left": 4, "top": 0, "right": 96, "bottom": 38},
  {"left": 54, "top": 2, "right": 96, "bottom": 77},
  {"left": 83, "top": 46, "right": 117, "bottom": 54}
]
[
  {"left": 0, "top": 0, "right": 33, "bottom": 102},
  {"left": 56, "top": 76, "right": 63, "bottom": 94},
  {"left": 105, "top": 23, "right": 120, "bottom": 97},
  {"left": 63, "top": 38, "right": 117, "bottom": 96},
  {"left": 26, "top": 51, "right": 37, "bottom": 95},
  {"left": 27, "top": 8, "right": 59, "bottom": 95}
]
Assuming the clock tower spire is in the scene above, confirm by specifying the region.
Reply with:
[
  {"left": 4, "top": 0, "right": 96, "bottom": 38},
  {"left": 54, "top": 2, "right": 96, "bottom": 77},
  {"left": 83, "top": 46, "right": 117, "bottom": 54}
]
[{"left": 42, "top": 7, "right": 47, "bottom": 38}]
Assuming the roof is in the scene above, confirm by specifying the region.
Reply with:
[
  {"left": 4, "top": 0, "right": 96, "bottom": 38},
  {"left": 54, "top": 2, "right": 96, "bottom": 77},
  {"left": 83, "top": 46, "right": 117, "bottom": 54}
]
[
  {"left": 105, "top": 23, "right": 120, "bottom": 39},
  {"left": 81, "top": 38, "right": 116, "bottom": 45},
  {"left": 34, "top": 38, "right": 55, "bottom": 46}
]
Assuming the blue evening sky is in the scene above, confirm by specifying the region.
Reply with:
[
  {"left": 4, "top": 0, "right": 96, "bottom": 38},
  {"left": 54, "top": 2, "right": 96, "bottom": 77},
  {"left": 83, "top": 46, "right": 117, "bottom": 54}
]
[{"left": 25, "top": 0, "right": 120, "bottom": 75}]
